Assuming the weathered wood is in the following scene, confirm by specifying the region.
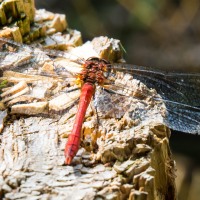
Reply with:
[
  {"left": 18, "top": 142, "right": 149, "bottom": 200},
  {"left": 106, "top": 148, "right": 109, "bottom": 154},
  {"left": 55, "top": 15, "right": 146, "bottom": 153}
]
[
  {"left": 0, "top": 1, "right": 177, "bottom": 199},
  {"left": 0, "top": 0, "right": 70, "bottom": 43}
]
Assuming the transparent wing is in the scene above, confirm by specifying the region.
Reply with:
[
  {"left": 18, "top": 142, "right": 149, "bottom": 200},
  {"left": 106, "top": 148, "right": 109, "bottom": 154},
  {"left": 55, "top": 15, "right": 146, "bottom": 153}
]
[
  {"left": 111, "top": 64, "right": 200, "bottom": 106},
  {"left": 164, "top": 100, "right": 200, "bottom": 134},
  {"left": 0, "top": 37, "right": 83, "bottom": 78},
  {"left": 94, "top": 82, "right": 166, "bottom": 132},
  {"left": 106, "top": 64, "right": 200, "bottom": 134},
  {"left": 0, "top": 39, "right": 82, "bottom": 116},
  {"left": 93, "top": 87, "right": 132, "bottom": 119}
]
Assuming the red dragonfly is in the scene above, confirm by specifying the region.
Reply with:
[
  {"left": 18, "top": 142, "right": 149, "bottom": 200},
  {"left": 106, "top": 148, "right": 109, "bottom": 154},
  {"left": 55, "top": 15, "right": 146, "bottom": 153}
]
[{"left": 0, "top": 37, "right": 200, "bottom": 165}]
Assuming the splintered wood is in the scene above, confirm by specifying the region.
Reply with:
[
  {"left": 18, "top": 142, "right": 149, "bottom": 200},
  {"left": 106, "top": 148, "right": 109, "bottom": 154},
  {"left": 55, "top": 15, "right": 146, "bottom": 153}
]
[{"left": 0, "top": 1, "right": 176, "bottom": 200}]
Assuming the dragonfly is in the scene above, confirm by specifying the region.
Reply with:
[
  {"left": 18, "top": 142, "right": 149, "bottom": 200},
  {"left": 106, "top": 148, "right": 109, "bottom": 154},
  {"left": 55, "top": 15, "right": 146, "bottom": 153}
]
[{"left": 0, "top": 37, "right": 200, "bottom": 165}]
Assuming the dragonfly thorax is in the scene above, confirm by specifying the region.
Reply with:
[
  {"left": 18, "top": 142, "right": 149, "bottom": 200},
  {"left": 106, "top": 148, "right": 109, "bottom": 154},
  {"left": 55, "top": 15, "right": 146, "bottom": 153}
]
[{"left": 77, "top": 57, "right": 110, "bottom": 85}]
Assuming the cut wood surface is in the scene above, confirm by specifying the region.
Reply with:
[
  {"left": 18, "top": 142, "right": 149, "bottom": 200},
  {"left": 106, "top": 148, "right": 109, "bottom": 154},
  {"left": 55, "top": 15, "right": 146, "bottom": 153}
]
[{"left": 0, "top": 0, "right": 177, "bottom": 199}]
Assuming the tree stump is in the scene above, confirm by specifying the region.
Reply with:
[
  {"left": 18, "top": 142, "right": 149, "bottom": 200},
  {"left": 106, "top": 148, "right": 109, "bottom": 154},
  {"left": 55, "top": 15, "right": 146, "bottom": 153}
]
[{"left": 0, "top": 1, "right": 177, "bottom": 199}]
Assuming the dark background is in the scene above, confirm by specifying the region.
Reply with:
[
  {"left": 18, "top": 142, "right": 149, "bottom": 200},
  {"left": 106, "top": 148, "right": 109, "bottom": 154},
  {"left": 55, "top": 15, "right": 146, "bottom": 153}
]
[
  {"left": 36, "top": 0, "right": 200, "bottom": 72},
  {"left": 35, "top": 1, "right": 200, "bottom": 199}
]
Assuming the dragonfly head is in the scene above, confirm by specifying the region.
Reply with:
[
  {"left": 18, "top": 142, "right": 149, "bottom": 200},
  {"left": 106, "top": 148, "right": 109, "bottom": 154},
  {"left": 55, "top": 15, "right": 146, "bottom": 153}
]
[{"left": 77, "top": 57, "right": 111, "bottom": 86}]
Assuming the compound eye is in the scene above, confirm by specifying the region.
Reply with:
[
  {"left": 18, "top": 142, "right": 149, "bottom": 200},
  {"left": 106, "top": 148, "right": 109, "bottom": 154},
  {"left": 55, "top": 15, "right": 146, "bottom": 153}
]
[
  {"left": 101, "top": 58, "right": 110, "bottom": 65},
  {"left": 86, "top": 57, "right": 100, "bottom": 62}
]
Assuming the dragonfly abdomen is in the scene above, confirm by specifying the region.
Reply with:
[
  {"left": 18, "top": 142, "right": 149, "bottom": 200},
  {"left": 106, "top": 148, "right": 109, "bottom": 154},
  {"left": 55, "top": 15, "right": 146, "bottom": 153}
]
[{"left": 64, "top": 82, "right": 95, "bottom": 165}]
